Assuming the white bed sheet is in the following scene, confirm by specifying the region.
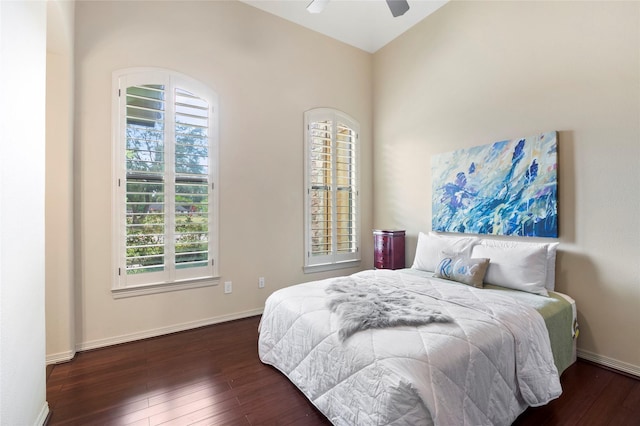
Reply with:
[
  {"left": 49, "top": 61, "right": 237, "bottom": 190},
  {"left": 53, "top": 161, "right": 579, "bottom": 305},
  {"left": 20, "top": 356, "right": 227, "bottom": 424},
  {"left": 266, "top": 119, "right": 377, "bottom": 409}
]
[{"left": 258, "top": 269, "right": 562, "bottom": 426}]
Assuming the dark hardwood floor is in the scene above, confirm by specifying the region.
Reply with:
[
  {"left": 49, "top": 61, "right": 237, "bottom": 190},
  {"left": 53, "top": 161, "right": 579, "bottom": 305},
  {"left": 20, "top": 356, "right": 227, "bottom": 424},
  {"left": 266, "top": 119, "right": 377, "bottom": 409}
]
[{"left": 46, "top": 315, "right": 639, "bottom": 426}]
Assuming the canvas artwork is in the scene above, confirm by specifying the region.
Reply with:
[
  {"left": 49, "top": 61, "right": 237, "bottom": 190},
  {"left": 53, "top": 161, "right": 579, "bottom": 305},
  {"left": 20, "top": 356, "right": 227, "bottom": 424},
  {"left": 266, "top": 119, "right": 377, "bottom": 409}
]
[{"left": 432, "top": 131, "right": 558, "bottom": 238}]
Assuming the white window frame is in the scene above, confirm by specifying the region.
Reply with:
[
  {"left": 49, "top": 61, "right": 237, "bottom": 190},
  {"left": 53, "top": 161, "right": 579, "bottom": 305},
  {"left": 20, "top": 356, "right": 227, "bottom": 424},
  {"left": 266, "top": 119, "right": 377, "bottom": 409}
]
[
  {"left": 304, "top": 108, "right": 361, "bottom": 273},
  {"left": 111, "top": 68, "right": 219, "bottom": 297}
]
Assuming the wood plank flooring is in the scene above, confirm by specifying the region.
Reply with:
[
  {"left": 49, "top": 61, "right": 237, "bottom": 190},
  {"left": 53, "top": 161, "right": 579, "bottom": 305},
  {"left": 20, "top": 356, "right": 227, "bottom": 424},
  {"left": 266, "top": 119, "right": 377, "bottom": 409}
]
[{"left": 46, "top": 315, "right": 639, "bottom": 425}]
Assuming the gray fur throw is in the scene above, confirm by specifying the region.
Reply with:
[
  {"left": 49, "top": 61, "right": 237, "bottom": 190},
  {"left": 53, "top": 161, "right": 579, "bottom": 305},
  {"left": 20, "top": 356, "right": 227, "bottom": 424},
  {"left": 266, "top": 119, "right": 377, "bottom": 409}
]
[{"left": 325, "top": 276, "right": 452, "bottom": 341}]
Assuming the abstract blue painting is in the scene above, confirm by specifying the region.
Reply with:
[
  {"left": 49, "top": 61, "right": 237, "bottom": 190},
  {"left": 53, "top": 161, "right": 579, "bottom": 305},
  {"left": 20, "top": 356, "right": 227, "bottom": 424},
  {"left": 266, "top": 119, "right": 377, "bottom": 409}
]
[{"left": 432, "top": 131, "right": 558, "bottom": 237}]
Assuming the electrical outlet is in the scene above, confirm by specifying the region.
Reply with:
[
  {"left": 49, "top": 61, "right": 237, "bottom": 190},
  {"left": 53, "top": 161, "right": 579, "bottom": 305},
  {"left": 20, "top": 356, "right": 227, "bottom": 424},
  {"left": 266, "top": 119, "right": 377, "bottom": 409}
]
[
  {"left": 224, "top": 281, "right": 232, "bottom": 294},
  {"left": 258, "top": 277, "right": 265, "bottom": 288}
]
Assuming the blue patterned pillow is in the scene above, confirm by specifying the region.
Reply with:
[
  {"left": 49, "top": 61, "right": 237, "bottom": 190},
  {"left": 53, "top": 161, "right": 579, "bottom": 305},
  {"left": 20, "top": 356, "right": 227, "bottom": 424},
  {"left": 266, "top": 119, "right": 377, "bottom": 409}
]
[{"left": 435, "top": 251, "right": 490, "bottom": 288}]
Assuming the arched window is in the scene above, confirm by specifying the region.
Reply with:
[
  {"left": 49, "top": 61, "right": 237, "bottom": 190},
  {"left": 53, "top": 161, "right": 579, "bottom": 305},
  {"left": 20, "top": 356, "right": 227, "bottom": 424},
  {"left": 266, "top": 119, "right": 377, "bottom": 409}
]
[
  {"left": 304, "top": 108, "right": 360, "bottom": 272},
  {"left": 112, "top": 68, "right": 219, "bottom": 296}
]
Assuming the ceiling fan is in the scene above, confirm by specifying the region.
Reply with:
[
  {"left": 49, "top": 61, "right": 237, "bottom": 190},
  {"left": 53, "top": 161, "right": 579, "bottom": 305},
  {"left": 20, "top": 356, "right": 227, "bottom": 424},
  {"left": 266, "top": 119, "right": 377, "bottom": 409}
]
[{"left": 307, "top": 0, "right": 410, "bottom": 18}]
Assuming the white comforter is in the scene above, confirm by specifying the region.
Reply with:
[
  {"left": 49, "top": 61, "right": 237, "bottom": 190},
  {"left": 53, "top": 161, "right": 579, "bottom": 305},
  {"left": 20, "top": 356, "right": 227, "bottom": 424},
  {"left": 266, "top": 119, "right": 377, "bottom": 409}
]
[{"left": 258, "top": 269, "right": 561, "bottom": 426}]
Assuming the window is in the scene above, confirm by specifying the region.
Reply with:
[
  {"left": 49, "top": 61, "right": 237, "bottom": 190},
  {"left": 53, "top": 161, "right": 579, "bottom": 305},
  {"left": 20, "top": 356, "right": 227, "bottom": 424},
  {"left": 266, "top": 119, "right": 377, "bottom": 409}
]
[
  {"left": 304, "top": 108, "right": 360, "bottom": 272},
  {"left": 112, "top": 68, "right": 219, "bottom": 296}
]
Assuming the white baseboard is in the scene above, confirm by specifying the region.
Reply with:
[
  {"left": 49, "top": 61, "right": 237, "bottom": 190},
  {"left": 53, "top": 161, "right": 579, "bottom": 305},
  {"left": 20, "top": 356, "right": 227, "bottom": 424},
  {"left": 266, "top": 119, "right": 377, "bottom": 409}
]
[
  {"left": 46, "top": 349, "right": 76, "bottom": 365},
  {"left": 35, "top": 401, "right": 49, "bottom": 426},
  {"left": 54, "top": 310, "right": 640, "bottom": 382},
  {"left": 76, "top": 308, "right": 264, "bottom": 352},
  {"left": 577, "top": 348, "right": 640, "bottom": 378}
]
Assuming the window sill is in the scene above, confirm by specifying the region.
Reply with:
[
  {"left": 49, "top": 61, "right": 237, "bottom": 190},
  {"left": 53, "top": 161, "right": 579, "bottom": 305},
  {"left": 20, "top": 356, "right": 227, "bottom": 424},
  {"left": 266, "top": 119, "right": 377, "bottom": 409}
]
[
  {"left": 112, "top": 277, "right": 220, "bottom": 299},
  {"left": 303, "top": 259, "right": 361, "bottom": 274}
]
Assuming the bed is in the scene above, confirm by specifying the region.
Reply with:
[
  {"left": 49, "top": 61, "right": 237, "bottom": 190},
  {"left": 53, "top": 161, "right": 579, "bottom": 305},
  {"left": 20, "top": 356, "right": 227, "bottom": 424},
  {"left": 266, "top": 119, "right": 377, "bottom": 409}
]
[{"left": 258, "top": 233, "right": 577, "bottom": 425}]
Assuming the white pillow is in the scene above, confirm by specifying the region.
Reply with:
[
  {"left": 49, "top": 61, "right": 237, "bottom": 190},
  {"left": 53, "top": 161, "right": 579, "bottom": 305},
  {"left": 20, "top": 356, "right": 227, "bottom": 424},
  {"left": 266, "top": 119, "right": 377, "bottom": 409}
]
[
  {"left": 474, "top": 239, "right": 558, "bottom": 290},
  {"left": 545, "top": 242, "right": 559, "bottom": 290},
  {"left": 472, "top": 240, "right": 552, "bottom": 296},
  {"left": 412, "top": 232, "right": 478, "bottom": 272}
]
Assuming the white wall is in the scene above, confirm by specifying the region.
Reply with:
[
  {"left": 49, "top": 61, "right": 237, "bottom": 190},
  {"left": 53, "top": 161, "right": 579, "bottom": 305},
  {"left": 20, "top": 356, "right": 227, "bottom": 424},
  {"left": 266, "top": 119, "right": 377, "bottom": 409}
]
[
  {"left": 70, "top": 0, "right": 373, "bottom": 350},
  {"left": 0, "top": 1, "right": 49, "bottom": 424},
  {"left": 373, "top": 1, "right": 640, "bottom": 373}
]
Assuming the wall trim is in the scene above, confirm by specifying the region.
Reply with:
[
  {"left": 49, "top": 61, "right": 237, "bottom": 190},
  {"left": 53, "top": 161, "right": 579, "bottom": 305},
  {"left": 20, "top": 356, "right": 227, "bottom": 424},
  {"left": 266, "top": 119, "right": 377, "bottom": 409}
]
[
  {"left": 578, "top": 348, "right": 640, "bottom": 378},
  {"left": 34, "top": 402, "right": 49, "bottom": 426},
  {"left": 75, "top": 308, "right": 264, "bottom": 352},
  {"left": 54, "top": 312, "right": 640, "bottom": 381},
  {"left": 46, "top": 349, "right": 76, "bottom": 365}
]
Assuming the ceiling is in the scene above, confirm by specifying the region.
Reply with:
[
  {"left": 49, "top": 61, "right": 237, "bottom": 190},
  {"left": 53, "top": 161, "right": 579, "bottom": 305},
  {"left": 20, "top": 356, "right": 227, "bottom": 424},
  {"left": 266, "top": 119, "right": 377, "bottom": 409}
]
[{"left": 239, "top": 0, "right": 448, "bottom": 53}]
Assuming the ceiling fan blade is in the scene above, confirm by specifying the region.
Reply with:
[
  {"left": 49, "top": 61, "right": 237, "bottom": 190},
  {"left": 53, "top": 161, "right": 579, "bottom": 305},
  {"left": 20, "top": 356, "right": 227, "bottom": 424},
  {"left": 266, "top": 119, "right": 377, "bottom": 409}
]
[
  {"left": 386, "top": 0, "right": 410, "bottom": 17},
  {"left": 307, "top": 0, "right": 330, "bottom": 14}
]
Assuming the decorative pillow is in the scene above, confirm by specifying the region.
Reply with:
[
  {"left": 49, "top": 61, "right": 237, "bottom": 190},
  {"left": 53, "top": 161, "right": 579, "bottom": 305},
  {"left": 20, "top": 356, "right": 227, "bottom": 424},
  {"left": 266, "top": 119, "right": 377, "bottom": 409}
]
[
  {"left": 472, "top": 241, "right": 549, "bottom": 296},
  {"left": 412, "top": 232, "right": 478, "bottom": 272},
  {"left": 434, "top": 251, "right": 490, "bottom": 288}
]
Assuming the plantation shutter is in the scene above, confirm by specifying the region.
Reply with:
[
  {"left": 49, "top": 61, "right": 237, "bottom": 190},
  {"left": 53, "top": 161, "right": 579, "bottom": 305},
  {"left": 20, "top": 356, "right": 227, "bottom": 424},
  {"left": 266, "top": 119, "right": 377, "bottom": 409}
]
[
  {"left": 115, "top": 69, "right": 218, "bottom": 290},
  {"left": 305, "top": 108, "right": 360, "bottom": 269},
  {"left": 335, "top": 121, "right": 357, "bottom": 254},
  {"left": 125, "top": 84, "right": 167, "bottom": 276},
  {"left": 174, "top": 88, "right": 210, "bottom": 272},
  {"left": 308, "top": 119, "right": 333, "bottom": 257}
]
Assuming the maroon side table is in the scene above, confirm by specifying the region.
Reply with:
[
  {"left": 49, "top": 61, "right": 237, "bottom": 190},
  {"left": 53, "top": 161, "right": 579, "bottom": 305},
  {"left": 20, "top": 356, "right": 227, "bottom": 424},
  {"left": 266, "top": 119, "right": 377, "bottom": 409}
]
[{"left": 373, "top": 229, "right": 405, "bottom": 270}]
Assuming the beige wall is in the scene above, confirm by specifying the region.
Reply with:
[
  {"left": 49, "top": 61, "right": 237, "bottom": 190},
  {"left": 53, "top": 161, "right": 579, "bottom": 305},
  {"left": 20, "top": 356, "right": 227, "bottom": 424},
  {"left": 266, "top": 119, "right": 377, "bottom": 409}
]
[
  {"left": 50, "top": 0, "right": 639, "bottom": 375},
  {"left": 70, "top": 0, "right": 373, "bottom": 350},
  {"left": 46, "top": 0, "right": 76, "bottom": 363},
  {"left": 373, "top": 1, "right": 640, "bottom": 372}
]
